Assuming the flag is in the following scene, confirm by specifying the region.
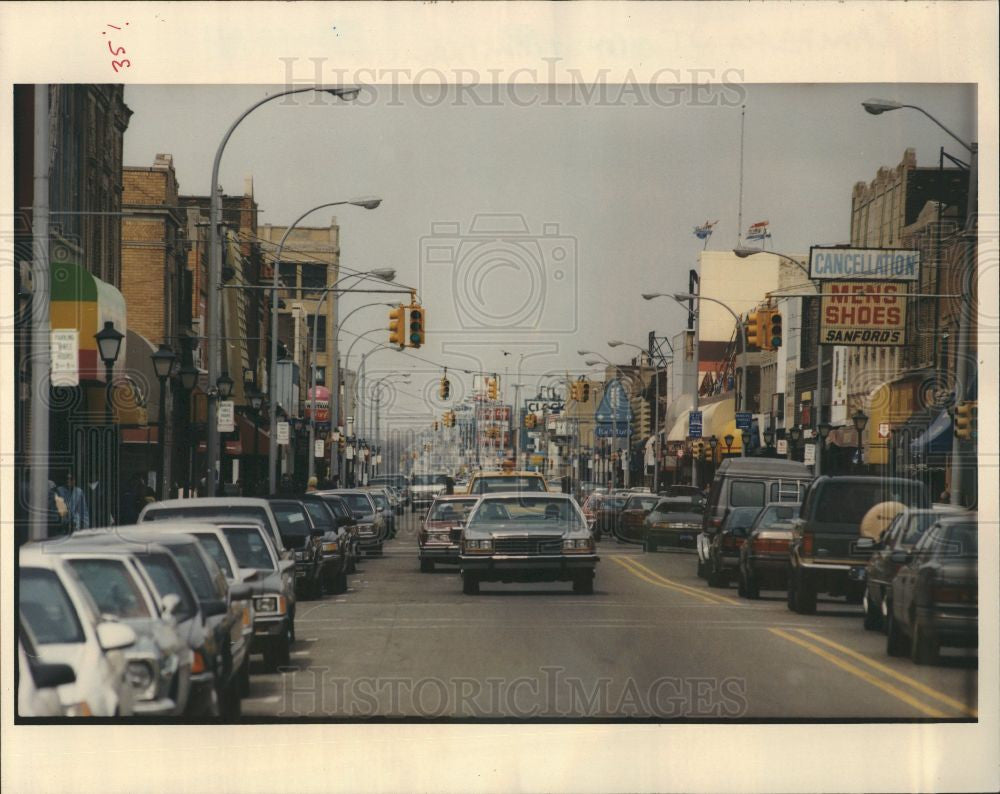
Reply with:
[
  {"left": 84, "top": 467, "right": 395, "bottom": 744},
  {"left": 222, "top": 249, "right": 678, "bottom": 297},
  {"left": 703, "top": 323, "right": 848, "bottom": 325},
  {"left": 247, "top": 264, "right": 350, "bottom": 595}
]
[
  {"left": 746, "top": 221, "right": 771, "bottom": 242},
  {"left": 693, "top": 220, "right": 718, "bottom": 240}
]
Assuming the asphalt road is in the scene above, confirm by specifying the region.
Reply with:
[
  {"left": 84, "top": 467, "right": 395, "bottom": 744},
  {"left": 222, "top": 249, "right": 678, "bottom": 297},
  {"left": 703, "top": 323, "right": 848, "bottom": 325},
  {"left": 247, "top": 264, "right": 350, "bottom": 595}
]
[{"left": 242, "top": 512, "right": 978, "bottom": 720}]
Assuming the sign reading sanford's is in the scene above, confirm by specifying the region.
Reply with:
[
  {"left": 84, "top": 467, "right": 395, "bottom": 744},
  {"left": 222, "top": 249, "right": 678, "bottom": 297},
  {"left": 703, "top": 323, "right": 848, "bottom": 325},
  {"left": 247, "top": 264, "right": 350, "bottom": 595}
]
[
  {"left": 820, "top": 281, "right": 908, "bottom": 346},
  {"left": 809, "top": 246, "right": 920, "bottom": 282}
]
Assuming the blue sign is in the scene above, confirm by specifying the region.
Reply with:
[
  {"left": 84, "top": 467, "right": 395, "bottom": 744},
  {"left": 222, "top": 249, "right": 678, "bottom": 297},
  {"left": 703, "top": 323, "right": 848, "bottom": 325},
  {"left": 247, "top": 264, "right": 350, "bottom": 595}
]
[
  {"left": 594, "top": 379, "right": 632, "bottom": 424},
  {"left": 735, "top": 412, "right": 752, "bottom": 431},
  {"left": 596, "top": 424, "right": 631, "bottom": 438},
  {"left": 688, "top": 410, "right": 703, "bottom": 438}
]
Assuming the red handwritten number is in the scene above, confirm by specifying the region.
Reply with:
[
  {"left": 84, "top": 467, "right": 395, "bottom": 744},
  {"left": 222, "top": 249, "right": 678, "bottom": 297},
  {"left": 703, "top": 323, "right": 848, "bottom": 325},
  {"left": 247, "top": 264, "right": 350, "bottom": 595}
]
[
  {"left": 108, "top": 41, "right": 126, "bottom": 56},
  {"left": 112, "top": 59, "right": 131, "bottom": 73}
]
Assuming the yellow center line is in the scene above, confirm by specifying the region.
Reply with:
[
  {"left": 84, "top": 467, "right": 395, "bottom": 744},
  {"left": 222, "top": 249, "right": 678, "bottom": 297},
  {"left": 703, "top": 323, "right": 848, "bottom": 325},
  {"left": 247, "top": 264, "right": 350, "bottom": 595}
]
[
  {"left": 796, "top": 629, "right": 977, "bottom": 718},
  {"left": 768, "top": 628, "right": 950, "bottom": 718},
  {"left": 612, "top": 556, "right": 732, "bottom": 606},
  {"left": 621, "top": 555, "right": 742, "bottom": 606}
]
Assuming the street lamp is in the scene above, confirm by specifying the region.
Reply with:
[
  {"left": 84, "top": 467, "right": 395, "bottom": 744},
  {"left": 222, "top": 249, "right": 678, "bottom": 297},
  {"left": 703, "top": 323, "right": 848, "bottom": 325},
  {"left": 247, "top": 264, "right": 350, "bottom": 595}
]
[
  {"left": 151, "top": 344, "right": 177, "bottom": 500},
  {"left": 818, "top": 421, "right": 832, "bottom": 473},
  {"left": 216, "top": 372, "right": 234, "bottom": 399},
  {"left": 763, "top": 427, "right": 775, "bottom": 448},
  {"left": 206, "top": 86, "right": 365, "bottom": 506},
  {"left": 741, "top": 428, "right": 751, "bottom": 453},
  {"left": 852, "top": 409, "right": 869, "bottom": 468},
  {"left": 268, "top": 200, "right": 384, "bottom": 494},
  {"left": 723, "top": 434, "right": 733, "bottom": 458},
  {"left": 305, "top": 269, "right": 396, "bottom": 483},
  {"left": 95, "top": 321, "right": 124, "bottom": 426},
  {"left": 708, "top": 435, "right": 718, "bottom": 474},
  {"left": 248, "top": 388, "right": 264, "bottom": 496}
]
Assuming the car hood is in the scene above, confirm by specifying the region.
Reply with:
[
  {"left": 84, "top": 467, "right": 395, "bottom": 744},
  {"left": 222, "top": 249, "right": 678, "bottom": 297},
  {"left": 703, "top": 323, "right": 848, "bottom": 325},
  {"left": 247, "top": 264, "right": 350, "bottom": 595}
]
[{"left": 465, "top": 527, "right": 585, "bottom": 540}]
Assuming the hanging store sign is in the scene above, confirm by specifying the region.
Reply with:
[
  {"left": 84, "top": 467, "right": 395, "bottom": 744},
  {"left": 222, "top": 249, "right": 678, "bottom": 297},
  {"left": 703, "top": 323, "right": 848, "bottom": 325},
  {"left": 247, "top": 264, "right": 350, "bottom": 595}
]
[
  {"left": 218, "top": 401, "right": 235, "bottom": 433},
  {"left": 809, "top": 247, "right": 920, "bottom": 282},
  {"left": 820, "top": 281, "right": 908, "bottom": 346},
  {"left": 314, "top": 439, "right": 325, "bottom": 458},
  {"left": 51, "top": 329, "right": 80, "bottom": 387},
  {"left": 276, "top": 421, "right": 290, "bottom": 445}
]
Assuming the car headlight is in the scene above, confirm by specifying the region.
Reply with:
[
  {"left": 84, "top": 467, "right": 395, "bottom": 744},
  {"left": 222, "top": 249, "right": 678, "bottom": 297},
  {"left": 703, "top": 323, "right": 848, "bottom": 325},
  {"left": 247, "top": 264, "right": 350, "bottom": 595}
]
[
  {"left": 126, "top": 658, "right": 157, "bottom": 699},
  {"left": 464, "top": 539, "right": 493, "bottom": 553},
  {"left": 430, "top": 531, "right": 451, "bottom": 542},
  {"left": 563, "top": 538, "right": 594, "bottom": 552},
  {"left": 322, "top": 541, "right": 339, "bottom": 553},
  {"left": 253, "top": 595, "right": 286, "bottom": 615}
]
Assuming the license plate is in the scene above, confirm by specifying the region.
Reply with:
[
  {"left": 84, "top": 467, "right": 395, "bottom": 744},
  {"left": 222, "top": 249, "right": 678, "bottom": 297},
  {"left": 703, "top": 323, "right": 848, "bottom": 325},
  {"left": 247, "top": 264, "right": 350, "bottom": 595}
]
[
  {"left": 679, "top": 534, "right": 693, "bottom": 542},
  {"left": 850, "top": 566, "right": 866, "bottom": 581}
]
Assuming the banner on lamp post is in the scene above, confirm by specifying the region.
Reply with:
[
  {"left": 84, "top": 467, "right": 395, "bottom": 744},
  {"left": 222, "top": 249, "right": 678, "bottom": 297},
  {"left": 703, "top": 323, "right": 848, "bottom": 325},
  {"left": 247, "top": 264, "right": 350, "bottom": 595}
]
[
  {"left": 314, "top": 439, "right": 325, "bottom": 458},
  {"left": 276, "top": 421, "right": 290, "bottom": 446},
  {"left": 218, "top": 401, "right": 235, "bottom": 433}
]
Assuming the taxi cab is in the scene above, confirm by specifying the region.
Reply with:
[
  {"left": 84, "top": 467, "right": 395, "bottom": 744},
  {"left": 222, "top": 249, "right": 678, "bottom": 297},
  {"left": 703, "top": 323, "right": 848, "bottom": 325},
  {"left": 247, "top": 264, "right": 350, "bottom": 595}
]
[{"left": 466, "top": 469, "right": 549, "bottom": 496}]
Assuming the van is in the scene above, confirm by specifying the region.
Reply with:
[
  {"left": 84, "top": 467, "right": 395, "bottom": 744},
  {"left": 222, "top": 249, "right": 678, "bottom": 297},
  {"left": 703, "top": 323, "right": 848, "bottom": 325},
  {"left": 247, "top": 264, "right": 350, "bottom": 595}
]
[{"left": 697, "top": 458, "right": 813, "bottom": 578}]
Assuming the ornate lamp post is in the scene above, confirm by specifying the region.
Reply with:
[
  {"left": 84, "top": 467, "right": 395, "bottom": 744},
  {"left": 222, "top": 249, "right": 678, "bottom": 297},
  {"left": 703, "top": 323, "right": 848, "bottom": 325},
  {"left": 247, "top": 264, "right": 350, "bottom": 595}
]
[
  {"left": 708, "top": 435, "right": 718, "bottom": 480},
  {"left": 789, "top": 424, "right": 802, "bottom": 461},
  {"left": 818, "top": 421, "right": 832, "bottom": 474},
  {"left": 852, "top": 410, "right": 869, "bottom": 469},
  {"left": 151, "top": 344, "right": 177, "bottom": 500},
  {"left": 94, "top": 321, "right": 124, "bottom": 425}
]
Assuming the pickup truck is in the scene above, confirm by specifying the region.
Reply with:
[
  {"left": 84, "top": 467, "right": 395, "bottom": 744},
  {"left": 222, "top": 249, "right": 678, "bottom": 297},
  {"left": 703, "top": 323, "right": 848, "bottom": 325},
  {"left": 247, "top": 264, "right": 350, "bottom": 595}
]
[{"left": 786, "top": 476, "right": 928, "bottom": 614}]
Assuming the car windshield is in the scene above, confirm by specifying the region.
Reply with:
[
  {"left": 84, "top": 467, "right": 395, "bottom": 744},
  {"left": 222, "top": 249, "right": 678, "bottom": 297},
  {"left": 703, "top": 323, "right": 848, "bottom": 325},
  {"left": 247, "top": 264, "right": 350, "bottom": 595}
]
[
  {"left": 193, "top": 534, "right": 235, "bottom": 578},
  {"left": 471, "top": 476, "right": 546, "bottom": 494},
  {"left": 66, "top": 559, "right": 150, "bottom": 619},
  {"left": 923, "top": 522, "right": 978, "bottom": 558},
  {"left": 755, "top": 504, "right": 800, "bottom": 528},
  {"left": 169, "top": 545, "right": 220, "bottom": 601},
  {"left": 222, "top": 527, "right": 276, "bottom": 571},
  {"left": 337, "top": 493, "right": 374, "bottom": 516},
  {"left": 468, "top": 497, "right": 585, "bottom": 531},
  {"left": 901, "top": 512, "right": 952, "bottom": 546},
  {"left": 369, "top": 493, "right": 389, "bottom": 509},
  {"left": 20, "top": 567, "right": 86, "bottom": 645},
  {"left": 272, "top": 503, "right": 313, "bottom": 536},
  {"left": 625, "top": 495, "right": 660, "bottom": 511},
  {"left": 134, "top": 552, "right": 197, "bottom": 621},
  {"left": 429, "top": 499, "right": 478, "bottom": 521},
  {"left": 412, "top": 474, "right": 448, "bottom": 486},
  {"left": 602, "top": 498, "right": 627, "bottom": 510},
  {"left": 143, "top": 505, "right": 271, "bottom": 527},
  {"left": 301, "top": 501, "right": 335, "bottom": 531},
  {"left": 651, "top": 499, "right": 701, "bottom": 515},
  {"left": 323, "top": 498, "right": 351, "bottom": 521},
  {"left": 814, "top": 481, "right": 926, "bottom": 526}
]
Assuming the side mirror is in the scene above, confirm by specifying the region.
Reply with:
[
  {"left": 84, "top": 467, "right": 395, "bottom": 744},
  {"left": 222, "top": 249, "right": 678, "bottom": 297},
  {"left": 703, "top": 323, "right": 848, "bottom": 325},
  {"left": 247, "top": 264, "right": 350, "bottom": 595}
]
[
  {"left": 161, "top": 592, "right": 182, "bottom": 619},
  {"left": 96, "top": 621, "right": 137, "bottom": 651},
  {"left": 889, "top": 549, "right": 911, "bottom": 565},
  {"left": 202, "top": 599, "right": 228, "bottom": 618},
  {"left": 239, "top": 568, "right": 259, "bottom": 582},
  {"left": 376, "top": 506, "right": 385, "bottom": 513},
  {"left": 229, "top": 583, "right": 252, "bottom": 601},
  {"left": 32, "top": 660, "right": 77, "bottom": 689}
]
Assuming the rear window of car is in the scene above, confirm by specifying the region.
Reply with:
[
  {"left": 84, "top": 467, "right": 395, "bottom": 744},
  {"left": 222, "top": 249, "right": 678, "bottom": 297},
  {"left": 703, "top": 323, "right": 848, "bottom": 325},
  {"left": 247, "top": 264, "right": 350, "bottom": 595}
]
[
  {"left": 169, "top": 545, "right": 221, "bottom": 601},
  {"left": 813, "top": 482, "right": 923, "bottom": 527},
  {"left": 756, "top": 504, "right": 800, "bottom": 528},
  {"left": 412, "top": 474, "right": 448, "bottom": 486},
  {"left": 429, "top": 499, "right": 477, "bottom": 521},
  {"left": 920, "top": 522, "right": 978, "bottom": 557},
  {"left": 730, "top": 481, "right": 766, "bottom": 507},
  {"left": 66, "top": 559, "right": 150, "bottom": 619},
  {"left": 652, "top": 499, "right": 700, "bottom": 515},
  {"left": 135, "top": 552, "right": 197, "bottom": 621},
  {"left": 302, "top": 501, "right": 335, "bottom": 531},
  {"left": 272, "top": 503, "right": 312, "bottom": 536},
  {"left": 625, "top": 495, "right": 660, "bottom": 511},
  {"left": 323, "top": 498, "right": 352, "bottom": 521},
  {"left": 336, "top": 492, "right": 375, "bottom": 516},
  {"left": 472, "top": 476, "right": 546, "bottom": 494},
  {"left": 143, "top": 505, "right": 271, "bottom": 527},
  {"left": 193, "top": 534, "right": 235, "bottom": 579},
  {"left": 222, "top": 527, "right": 276, "bottom": 571},
  {"left": 20, "top": 567, "right": 86, "bottom": 645}
]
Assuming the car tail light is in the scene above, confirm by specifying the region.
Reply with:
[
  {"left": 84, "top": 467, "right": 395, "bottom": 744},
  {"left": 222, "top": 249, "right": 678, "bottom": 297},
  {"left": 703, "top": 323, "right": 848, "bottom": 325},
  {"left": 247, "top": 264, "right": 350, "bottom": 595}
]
[
  {"left": 722, "top": 534, "right": 743, "bottom": 551},
  {"left": 191, "top": 650, "right": 206, "bottom": 674},
  {"left": 710, "top": 517, "right": 723, "bottom": 529},
  {"left": 754, "top": 538, "right": 790, "bottom": 554},
  {"left": 241, "top": 605, "right": 252, "bottom": 628},
  {"left": 932, "top": 584, "right": 976, "bottom": 604},
  {"left": 800, "top": 533, "right": 814, "bottom": 556}
]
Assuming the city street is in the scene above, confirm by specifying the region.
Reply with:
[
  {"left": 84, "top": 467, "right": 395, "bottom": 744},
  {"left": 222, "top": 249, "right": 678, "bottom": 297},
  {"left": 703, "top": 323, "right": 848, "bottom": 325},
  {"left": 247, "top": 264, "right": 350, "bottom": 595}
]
[{"left": 243, "top": 512, "right": 977, "bottom": 720}]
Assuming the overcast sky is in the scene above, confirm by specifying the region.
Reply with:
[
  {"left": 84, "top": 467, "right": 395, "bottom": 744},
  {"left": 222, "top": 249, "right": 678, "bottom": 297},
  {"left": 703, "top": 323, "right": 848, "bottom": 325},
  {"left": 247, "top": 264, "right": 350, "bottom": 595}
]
[{"left": 122, "top": 83, "right": 974, "bottom": 419}]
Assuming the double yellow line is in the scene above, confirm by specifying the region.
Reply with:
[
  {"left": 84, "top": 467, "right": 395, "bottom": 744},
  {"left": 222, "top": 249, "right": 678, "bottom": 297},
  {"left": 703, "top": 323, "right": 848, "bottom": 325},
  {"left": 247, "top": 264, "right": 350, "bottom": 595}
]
[
  {"left": 613, "top": 555, "right": 741, "bottom": 606},
  {"left": 769, "top": 627, "right": 977, "bottom": 718}
]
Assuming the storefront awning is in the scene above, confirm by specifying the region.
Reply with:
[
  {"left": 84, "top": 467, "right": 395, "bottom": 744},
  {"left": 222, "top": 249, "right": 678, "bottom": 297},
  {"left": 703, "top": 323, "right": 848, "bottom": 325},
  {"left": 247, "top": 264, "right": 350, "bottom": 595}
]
[
  {"left": 666, "top": 410, "right": 691, "bottom": 442},
  {"left": 238, "top": 413, "right": 270, "bottom": 457},
  {"left": 50, "top": 259, "right": 127, "bottom": 383},
  {"left": 909, "top": 408, "right": 952, "bottom": 456}
]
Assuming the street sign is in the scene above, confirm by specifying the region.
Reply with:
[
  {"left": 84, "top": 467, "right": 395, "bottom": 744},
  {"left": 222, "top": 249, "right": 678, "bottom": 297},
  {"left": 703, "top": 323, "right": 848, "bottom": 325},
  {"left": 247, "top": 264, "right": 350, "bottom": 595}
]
[
  {"left": 776, "top": 439, "right": 788, "bottom": 455},
  {"left": 595, "top": 424, "right": 631, "bottom": 438},
  {"left": 735, "top": 411, "right": 752, "bottom": 431},
  {"left": 878, "top": 422, "right": 890, "bottom": 439},
  {"left": 276, "top": 421, "right": 290, "bottom": 445},
  {"left": 809, "top": 246, "right": 920, "bottom": 282},
  {"left": 218, "top": 401, "right": 235, "bottom": 433},
  {"left": 689, "top": 410, "right": 703, "bottom": 438},
  {"left": 314, "top": 439, "right": 325, "bottom": 458},
  {"left": 819, "top": 281, "right": 908, "bottom": 346},
  {"left": 51, "top": 329, "right": 79, "bottom": 387},
  {"left": 803, "top": 443, "right": 816, "bottom": 465}
]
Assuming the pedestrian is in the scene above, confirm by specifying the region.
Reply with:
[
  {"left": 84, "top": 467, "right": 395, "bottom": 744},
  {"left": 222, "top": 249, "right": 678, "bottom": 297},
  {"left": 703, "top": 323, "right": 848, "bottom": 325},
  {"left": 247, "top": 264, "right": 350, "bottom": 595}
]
[
  {"left": 119, "top": 474, "right": 143, "bottom": 525},
  {"left": 143, "top": 486, "right": 156, "bottom": 506},
  {"left": 56, "top": 472, "right": 89, "bottom": 532},
  {"left": 306, "top": 475, "right": 318, "bottom": 493}
]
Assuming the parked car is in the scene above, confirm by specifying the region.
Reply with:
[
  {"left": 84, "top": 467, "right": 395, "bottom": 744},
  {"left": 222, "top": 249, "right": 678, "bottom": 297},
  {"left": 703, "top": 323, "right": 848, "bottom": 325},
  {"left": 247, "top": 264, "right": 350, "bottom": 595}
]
[
  {"left": 593, "top": 494, "right": 629, "bottom": 539},
  {"left": 139, "top": 497, "right": 289, "bottom": 560},
  {"left": 410, "top": 473, "right": 452, "bottom": 511},
  {"left": 36, "top": 533, "right": 199, "bottom": 717},
  {"left": 862, "top": 504, "right": 967, "bottom": 630},
  {"left": 616, "top": 493, "right": 663, "bottom": 544},
  {"left": 18, "top": 545, "right": 138, "bottom": 717},
  {"left": 459, "top": 493, "right": 598, "bottom": 595},
  {"left": 310, "top": 492, "right": 361, "bottom": 572},
  {"left": 268, "top": 498, "right": 328, "bottom": 599},
  {"left": 18, "top": 620, "right": 77, "bottom": 717},
  {"left": 581, "top": 492, "right": 604, "bottom": 533},
  {"left": 369, "top": 473, "right": 410, "bottom": 507},
  {"left": 419, "top": 494, "right": 479, "bottom": 571},
  {"left": 886, "top": 514, "right": 978, "bottom": 664},
  {"left": 320, "top": 489, "right": 386, "bottom": 556},
  {"left": 642, "top": 496, "right": 704, "bottom": 551},
  {"left": 365, "top": 488, "right": 397, "bottom": 538},
  {"left": 295, "top": 494, "right": 352, "bottom": 593},
  {"left": 659, "top": 485, "right": 705, "bottom": 500},
  {"left": 737, "top": 502, "right": 801, "bottom": 598},
  {"left": 787, "top": 476, "right": 929, "bottom": 614},
  {"left": 705, "top": 506, "right": 762, "bottom": 587}
]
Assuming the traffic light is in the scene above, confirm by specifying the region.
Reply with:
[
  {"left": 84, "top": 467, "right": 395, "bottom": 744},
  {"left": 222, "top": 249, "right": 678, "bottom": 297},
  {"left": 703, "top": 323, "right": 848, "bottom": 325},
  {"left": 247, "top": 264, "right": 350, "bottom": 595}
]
[
  {"left": 568, "top": 381, "right": 580, "bottom": 401},
  {"left": 439, "top": 376, "right": 450, "bottom": 400},
  {"left": 433, "top": 420, "right": 440, "bottom": 432},
  {"left": 767, "top": 308, "right": 783, "bottom": 350},
  {"left": 525, "top": 413, "right": 537, "bottom": 429},
  {"left": 408, "top": 302, "right": 425, "bottom": 348},
  {"left": 745, "top": 310, "right": 762, "bottom": 348},
  {"left": 581, "top": 381, "right": 590, "bottom": 402},
  {"left": 691, "top": 440, "right": 704, "bottom": 459},
  {"left": 388, "top": 305, "right": 406, "bottom": 349},
  {"left": 954, "top": 400, "right": 977, "bottom": 440},
  {"left": 487, "top": 377, "right": 498, "bottom": 400}
]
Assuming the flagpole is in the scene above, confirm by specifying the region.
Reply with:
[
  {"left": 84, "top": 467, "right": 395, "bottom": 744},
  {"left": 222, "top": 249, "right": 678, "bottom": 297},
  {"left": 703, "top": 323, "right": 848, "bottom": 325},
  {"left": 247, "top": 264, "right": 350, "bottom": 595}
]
[{"left": 737, "top": 104, "right": 746, "bottom": 246}]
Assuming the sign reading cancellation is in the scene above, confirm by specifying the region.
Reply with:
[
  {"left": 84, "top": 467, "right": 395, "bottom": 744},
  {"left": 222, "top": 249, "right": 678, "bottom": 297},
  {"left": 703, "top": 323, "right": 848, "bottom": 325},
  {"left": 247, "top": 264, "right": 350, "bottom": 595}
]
[
  {"left": 809, "top": 246, "right": 920, "bottom": 282},
  {"left": 820, "top": 281, "right": 908, "bottom": 346}
]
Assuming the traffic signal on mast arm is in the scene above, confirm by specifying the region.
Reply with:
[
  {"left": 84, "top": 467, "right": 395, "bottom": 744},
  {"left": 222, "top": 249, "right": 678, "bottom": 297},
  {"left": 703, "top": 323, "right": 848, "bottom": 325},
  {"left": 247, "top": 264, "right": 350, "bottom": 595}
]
[
  {"left": 525, "top": 413, "right": 537, "bottom": 429},
  {"left": 388, "top": 304, "right": 406, "bottom": 349},
  {"left": 408, "top": 301, "right": 425, "bottom": 348},
  {"left": 568, "top": 381, "right": 580, "bottom": 401},
  {"left": 487, "top": 376, "right": 498, "bottom": 400},
  {"left": 745, "top": 310, "right": 762, "bottom": 348},
  {"left": 766, "top": 308, "right": 783, "bottom": 350},
  {"left": 954, "top": 400, "right": 977, "bottom": 441},
  {"left": 439, "top": 376, "right": 451, "bottom": 400},
  {"left": 581, "top": 380, "right": 591, "bottom": 402}
]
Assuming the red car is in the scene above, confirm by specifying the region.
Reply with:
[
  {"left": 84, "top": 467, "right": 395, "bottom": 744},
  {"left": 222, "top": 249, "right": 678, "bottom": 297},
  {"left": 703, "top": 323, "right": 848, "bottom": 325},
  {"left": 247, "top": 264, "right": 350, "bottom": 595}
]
[{"left": 419, "top": 495, "right": 479, "bottom": 572}]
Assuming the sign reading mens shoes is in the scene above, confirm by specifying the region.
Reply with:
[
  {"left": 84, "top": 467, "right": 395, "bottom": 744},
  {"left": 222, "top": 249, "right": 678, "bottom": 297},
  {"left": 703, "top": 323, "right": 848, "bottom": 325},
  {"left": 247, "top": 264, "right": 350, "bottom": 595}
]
[{"left": 820, "top": 281, "right": 908, "bottom": 346}]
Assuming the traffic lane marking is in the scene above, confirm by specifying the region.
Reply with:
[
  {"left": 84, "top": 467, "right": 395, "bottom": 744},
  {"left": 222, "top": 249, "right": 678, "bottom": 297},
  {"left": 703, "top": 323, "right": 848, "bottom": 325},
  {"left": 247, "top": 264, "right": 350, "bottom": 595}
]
[
  {"left": 768, "top": 628, "right": 951, "bottom": 718},
  {"left": 614, "top": 556, "right": 740, "bottom": 606},
  {"left": 797, "top": 629, "right": 977, "bottom": 718}
]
